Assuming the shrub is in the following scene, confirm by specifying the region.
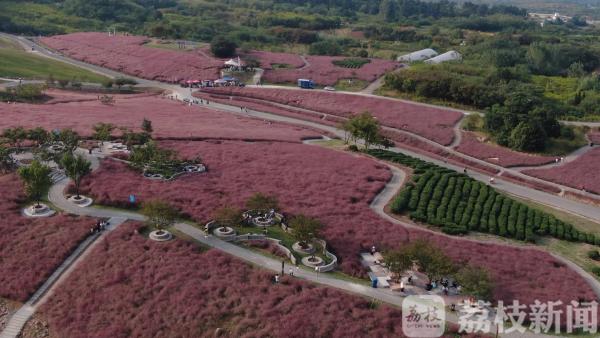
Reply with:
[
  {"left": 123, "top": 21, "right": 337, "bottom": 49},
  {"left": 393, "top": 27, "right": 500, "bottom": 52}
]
[
  {"left": 332, "top": 58, "right": 371, "bottom": 69},
  {"left": 587, "top": 250, "right": 600, "bottom": 261}
]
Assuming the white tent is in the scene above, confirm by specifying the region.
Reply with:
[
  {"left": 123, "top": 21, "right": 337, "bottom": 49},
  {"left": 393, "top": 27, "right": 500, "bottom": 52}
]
[
  {"left": 424, "top": 51, "right": 462, "bottom": 64},
  {"left": 397, "top": 48, "right": 438, "bottom": 62}
]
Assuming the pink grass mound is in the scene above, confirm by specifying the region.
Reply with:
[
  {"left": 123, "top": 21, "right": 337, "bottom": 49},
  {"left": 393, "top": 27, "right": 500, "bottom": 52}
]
[
  {"left": 41, "top": 32, "right": 222, "bottom": 83},
  {"left": 523, "top": 147, "right": 600, "bottom": 194},
  {"left": 262, "top": 55, "right": 400, "bottom": 86},
  {"left": 0, "top": 90, "right": 320, "bottom": 142},
  {"left": 40, "top": 223, "right": 404, "bottom": 338},
  {"left": 80, "top": 141, "right": 597, "bottom": 306},
  {"left": 0, "top": 174, "right": 90, "bottom": 302},
  {"left": 456, "top": 132, "right": 555, "bottom": 167},
  {"left": 201, "top": 87, "right": 462, "bottom": 145}
]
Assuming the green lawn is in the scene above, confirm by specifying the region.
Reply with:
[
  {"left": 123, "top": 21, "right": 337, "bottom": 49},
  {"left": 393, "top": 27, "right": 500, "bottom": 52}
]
[
  {"left": 334, "top": 78, "right": 370, "bottom": 92},
  {"left": 0, "top": 46, "right": 109, "bottom": 83}
]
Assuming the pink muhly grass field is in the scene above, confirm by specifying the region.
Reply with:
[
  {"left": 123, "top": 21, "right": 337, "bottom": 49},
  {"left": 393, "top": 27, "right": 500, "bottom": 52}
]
[
  {"left": 262, "top": 55, "right": 400, "bottom": 86},
  {"left": 0, "top": 174, "right": 91, "bottom": 302},
  {"left": 202, "top": 87, "right": 462, "bottom": 145},
  {"left": 0, "top": 90, "right": 321, "bottom": 142},
  {"left": 79, "top": 140, "right": 596, "bottom": 306},
  {"left": 523, "top": 147, "right": 600, "bottom": 194},
  {"left": 456, "top": 132, "right": 555, "bottom": 167},
  {"left": 41, "top": 33, "right": 222, "bottom": 83},
  {"left": 39, "top": 223, "right": 404, "bottom": 338}
]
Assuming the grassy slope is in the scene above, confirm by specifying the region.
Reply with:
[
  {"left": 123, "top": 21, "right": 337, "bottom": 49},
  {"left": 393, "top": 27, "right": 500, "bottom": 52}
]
[{"left": 0, "top": 40, "right": 108, "bottom": 83}]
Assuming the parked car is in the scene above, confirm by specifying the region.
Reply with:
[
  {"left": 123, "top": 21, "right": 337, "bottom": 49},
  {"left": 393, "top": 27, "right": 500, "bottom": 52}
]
[{"left": 324, "top": 86, "right": 336, "bottom": 92}]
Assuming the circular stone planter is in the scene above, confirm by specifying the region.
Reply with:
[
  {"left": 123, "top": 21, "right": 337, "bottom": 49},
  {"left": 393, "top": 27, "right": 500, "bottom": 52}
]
[
  {"left": 252, "top": 216, "right": 274, "bottom": 227},
  {"left": 48, "top": 144, "right": 65, "bottom": 153},
  {"left": 184, "top": 164, "right": 207, "bottom": 173},
  {"left": 23, "top": 203, "right": 56, "bottom": 218},
  {"left": 67, "top": 195, "right": 93, "bottom": 207},
  {"left": 292, "top": 242, "right": 315, "bottom": 255},
  {"left": 301, "top": 256, "right": 324, "bottom": 267},
  {"left": 149, "top": 230, "right": 173, "bottom": 242},
  {"left": 144, "top": 172, "right": 165, "bottom": 180},
  {"left": 214, "top": 226, "right": 235, "bottom": 236}
]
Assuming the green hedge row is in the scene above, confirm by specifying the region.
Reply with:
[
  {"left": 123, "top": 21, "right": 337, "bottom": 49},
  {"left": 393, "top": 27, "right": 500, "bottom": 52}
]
[{"left": 367, "top": 149, "right": 599, "bottom": 246}]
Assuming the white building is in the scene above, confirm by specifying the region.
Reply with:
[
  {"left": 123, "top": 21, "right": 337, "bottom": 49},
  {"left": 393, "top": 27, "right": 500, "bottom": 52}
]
[
  {"left": 397, "top": 48, "right": 438, "bottom": 62},
  {"left": 424, "top": 51, "right": 462, "bottom": 64}
]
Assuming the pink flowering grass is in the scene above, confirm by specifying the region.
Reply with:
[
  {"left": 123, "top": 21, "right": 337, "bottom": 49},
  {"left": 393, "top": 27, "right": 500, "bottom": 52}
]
[
  {"left": 262, "top": 55, "right": 400, "bottom": 86},
  {"left": 202, "top": 87, "right": 462, "bottom": 145},
  {"left": 456, "top": 132, "right": 555, "bottom": 167},
  {"left": 0, "top": 90, "right": 321, "bottom": 142},
  {"left": 0, "top": 174, "right": 91, "bottom": 302},
  {"left": 523, "top": 147, "right": 600, "bottom": 194},
  {"left": 41, "top": 33, "right": 222, "bottom": 83},
  {"left": 79, "top": 140, "right": 597, "bottom": 305},
  {"left": 39, "top": 223, "right": 405, "bottom": 338}
]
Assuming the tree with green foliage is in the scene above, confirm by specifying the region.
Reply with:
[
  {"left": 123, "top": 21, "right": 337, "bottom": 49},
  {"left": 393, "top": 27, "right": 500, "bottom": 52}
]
[
  {"left": 383, "top": 239, "right": 456, "bottom": 282},
  {"left": 61, "top": 153, "right": 91, "bottom": 198},
  {"left": 56, "top": 129, "right": 81, "bottom": 154},
  {"left": 0, "top": 145, "right": 14, "bottom": 173},
  {"left": 210, "top": 36, "right": 237, "bottom": 58},
  {"left": 141, "top": 199, "right": 179, "bottom": 230},
  {"left": 18, "top": 160, "right": 52, "bottom": 206},
  {"left": 290, "top": 214, "right": 323, "bottom": 249},
  {"left": 509, "top": 121, "right": 547, "bottom": 152},
  {"left": 27, "top": 127, "right": 50, "bottom": 148},
  {"left": 141, "top": 118, "right": 153, "bottom": 135},
  {"left": 379, "top": 0, "right": 399, "bottom": 22},
  {"left": 454, "top": 265, "right": 494, "bottom": 301},
  {"left": 2, "top": 127, "right": 27, "bottom": 151},
  {"left": 92, "top": 122, "right": 115, "bottom": 144},
  {"left": 309, "top": 39, "right": 342, "bottom": 56},
  {"left": 345, "top": 112, "right": 385, "bottom": 150},
  {"left": 213, "top": 206, "right": 243, "bottom": 230},
  {"left": 245, "top": 192, "right": 278, "bottom": 213},
  {"left": 114, "top": 77, "right": 137, "bottom": 90}
]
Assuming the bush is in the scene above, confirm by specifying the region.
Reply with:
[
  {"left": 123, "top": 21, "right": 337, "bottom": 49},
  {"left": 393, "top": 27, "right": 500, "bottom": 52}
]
[
  {"left": 332, "top": 58, "right": 371, "bottom": 69},
  {"left": 588, "top": 250, "right": 600, "bottom": 261},
  {"left": 211, "top": 36, "right": 238, "bottom": 58}
]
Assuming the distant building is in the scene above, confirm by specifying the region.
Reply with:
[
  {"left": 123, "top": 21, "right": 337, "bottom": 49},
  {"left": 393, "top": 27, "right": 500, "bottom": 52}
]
[
  {"left": 397, "top": 48, "right": 438, "bottom": 62},
  {"left": 424, "top": 51, "right": 462, "bottom": 64}
]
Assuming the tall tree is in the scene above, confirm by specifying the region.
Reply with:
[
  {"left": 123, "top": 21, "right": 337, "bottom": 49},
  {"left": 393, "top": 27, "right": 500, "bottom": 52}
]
[
  {"left": 379, "top": 0, "right": 399, "bottom": 22},
  {"left": 92, "top": 122, "right": 116, "bottom": 144},
  {"left": 455, "top": 266, "right": 494, "bottom": 301},
  {"left": 213, "top": 206, "right": 243, "bottom": 229},
  {"left": 141, "top": 200, "right": 179, "bottom": 230},
  {"left": 290, "top": 214, "right": 323, "bottom": 249},
  {"left": 0, "top": 145, "right": 14, "bottom": 173},
  {"left": 61, "top": 153, "right": 92, "bottom": 198},
  {"left": 18, "top": 160, "right": 52, "bottom": 206},
  {"left": 141, "top": 118, "right": 153, "bottom": 135}
]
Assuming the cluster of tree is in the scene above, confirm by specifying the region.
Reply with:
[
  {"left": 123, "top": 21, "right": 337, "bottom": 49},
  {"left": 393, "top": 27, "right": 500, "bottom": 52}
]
[
  {"left": 377, "top": 0, "right": 525, "bottom": 22},
  {"left": 0, "top": 84, "right": 46, "bottom": 103},
  {"left": 2, "top": 125, "right": 93, "bottom": 207},
  {"left": 383, "top": 239, "right": 494, "bottom": 301},
  {"left": 369, "top": 149, "right": 600, "bottom": 246},
  {"left": 340, "top": 112, "right": 393, "bottom": 150}
]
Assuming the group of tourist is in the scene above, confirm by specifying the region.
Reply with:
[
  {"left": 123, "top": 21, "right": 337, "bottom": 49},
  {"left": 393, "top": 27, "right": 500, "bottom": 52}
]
[{"left": 89, "top": 220, "right": 109, "bottom": 234}]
